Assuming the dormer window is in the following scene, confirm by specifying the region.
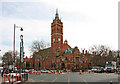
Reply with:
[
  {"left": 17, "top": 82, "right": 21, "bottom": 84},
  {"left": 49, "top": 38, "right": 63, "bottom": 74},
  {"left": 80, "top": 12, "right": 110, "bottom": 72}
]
[{"left": 64, "top": 40, "right": 68, "bottom": 44}]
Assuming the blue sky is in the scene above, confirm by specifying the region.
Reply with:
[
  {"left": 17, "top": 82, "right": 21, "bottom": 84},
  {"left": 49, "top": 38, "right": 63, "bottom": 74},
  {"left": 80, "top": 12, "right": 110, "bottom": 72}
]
[
  {"left": 0, "top": 0, "right": 119, "bottom": 59},
  {"left": 2, "top": 2, "right": 87, "bottom": 21},
  {"left": 2, "top": 2, "right": 54, "bottom": 20}
]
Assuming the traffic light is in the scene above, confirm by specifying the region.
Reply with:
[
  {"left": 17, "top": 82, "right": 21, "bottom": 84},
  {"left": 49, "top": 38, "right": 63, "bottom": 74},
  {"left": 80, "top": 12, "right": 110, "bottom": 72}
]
[{"left": 23, "top": 52, "right": 25, "bottom": 57}]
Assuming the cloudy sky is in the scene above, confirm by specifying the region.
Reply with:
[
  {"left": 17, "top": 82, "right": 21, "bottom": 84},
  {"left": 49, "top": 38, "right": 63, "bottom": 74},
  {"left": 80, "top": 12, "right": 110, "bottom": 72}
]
[{"left": 0, "top": 0, "right": 119, "bottom": 58}]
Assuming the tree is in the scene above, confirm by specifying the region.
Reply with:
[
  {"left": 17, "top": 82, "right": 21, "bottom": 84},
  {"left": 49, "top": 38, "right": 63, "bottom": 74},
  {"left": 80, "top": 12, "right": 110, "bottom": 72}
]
[
  {"left": 2, "top": 51, "right": 13, "bottom": 67},
  {"left": 2, "top": 51, "right": 18, "bottom": 68},
  {"left": 30, "top": 40, "right": 50, "bottom": 53},
  {"left": 89, "top": 45, "right": 110, "bottom": 57},
  {"left": 16, "top": 56, "right": 20, "bottom": 69},
  {"left": 89, "top": 45, "right": 111, "bottom": 66},
  {"left": 2, "top": 51, "right": 13, "bottom": 66}
]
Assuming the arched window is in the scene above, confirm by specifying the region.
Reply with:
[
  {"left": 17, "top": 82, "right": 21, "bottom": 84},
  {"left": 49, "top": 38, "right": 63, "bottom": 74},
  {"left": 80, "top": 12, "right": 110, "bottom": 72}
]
[
  {"left": 53, "top": 38, "right": 55, "bottom": 43},
  {"left": 58, "top": 38, "right": 61, "bottom": 42}
]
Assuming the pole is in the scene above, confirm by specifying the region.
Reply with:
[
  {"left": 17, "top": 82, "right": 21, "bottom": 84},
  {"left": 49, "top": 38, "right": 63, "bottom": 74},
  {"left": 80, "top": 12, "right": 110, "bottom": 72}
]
[
  {"left": 21, "top": 38, "right": 23, "bottom": 73},
  {"left": 13, "top": 24, "right": 16, "bottom": 71},
  {"left": 13, "top": 24, "right": 23, "bottom": 72},
  {"left": 20, "top": 42, "right": 21, "bottom": 74}
]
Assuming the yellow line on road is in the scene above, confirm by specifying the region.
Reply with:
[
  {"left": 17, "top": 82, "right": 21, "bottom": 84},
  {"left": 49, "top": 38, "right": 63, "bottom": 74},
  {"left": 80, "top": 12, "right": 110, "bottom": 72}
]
[
  {"left": 68, "top": 77, "right": 70, "bottom": 84},
  {"left": 79, "top": 76, "right": 88, "bottom": 84},
  {"left": 27, "top": 78, "right": 35, "bottom": 82},
  {"left": 51, "top": 77, "right": 57, "bottom": 82}
]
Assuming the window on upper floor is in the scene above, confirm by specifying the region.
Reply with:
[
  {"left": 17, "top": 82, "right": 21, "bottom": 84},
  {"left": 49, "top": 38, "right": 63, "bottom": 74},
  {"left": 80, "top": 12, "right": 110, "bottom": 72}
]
[
  {"left": 64, "top": 50, "right": 67, "bottom": 53},
  {"left": 64, "top": 50, "right": 65, "bottom": 53},
  {"left": 71, "top": 58, "right": 73, "bottom": 62},
  {"left": 76, "top": 58, "right": 79, "bottom": 63},
  {"left": 80, "top": 59, "right": 82, "bottom": 63},
  {"left": 53, "top": 38, "right": 55, "bottom": 43},
  {"left": 52, "top": 59, "right": 54, "bottom": 62},
  {"left": 69, "top": 58, "right": 70, "bottom": 61},
  {"left": 58, "top": 38, "right": 61, "bottom": 42},
  {"left": 65, "top": 57, "right": 67, "bottom": 60}
]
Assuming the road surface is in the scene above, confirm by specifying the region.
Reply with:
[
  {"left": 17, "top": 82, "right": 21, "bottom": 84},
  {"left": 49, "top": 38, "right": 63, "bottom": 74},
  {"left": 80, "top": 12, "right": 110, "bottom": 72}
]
[{"left": 27, "top": 72, "right": 119, "bottom": 84}]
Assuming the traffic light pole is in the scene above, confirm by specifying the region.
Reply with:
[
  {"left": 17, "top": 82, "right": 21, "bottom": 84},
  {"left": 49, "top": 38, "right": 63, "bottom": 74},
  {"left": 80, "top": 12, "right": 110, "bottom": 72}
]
[
  {"left": 20, "top": 42, "right": 22, "bottom": 74},
  {"left": 20, "top": 35, "right": 24, "bottom": 73}
]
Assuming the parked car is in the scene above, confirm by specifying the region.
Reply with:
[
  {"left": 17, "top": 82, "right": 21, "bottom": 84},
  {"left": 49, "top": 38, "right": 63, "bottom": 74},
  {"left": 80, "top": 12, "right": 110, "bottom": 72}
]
[
  {"left": 105, "top": 68, "right": 115, "bottom": 73},
  {"left": 40, "top": 69, "right": 49, "bottom": 73},
  {"left": 104, "top": 61, "right": 116, "bottom": 73},
  {"left": 50, "top": 70, "right": 58, "bottom": 73},
  {"left": 25, "top": 69, "right": 29, "bottom": 73},
  {"left": 91, "top": 66, "right": 99, "bottom": 72},
  {"left": 96, "top": 67, "right": 104, "bottom": 73},
  {"left": 116, "top": 68, "right": 120, "bottom": 73}
]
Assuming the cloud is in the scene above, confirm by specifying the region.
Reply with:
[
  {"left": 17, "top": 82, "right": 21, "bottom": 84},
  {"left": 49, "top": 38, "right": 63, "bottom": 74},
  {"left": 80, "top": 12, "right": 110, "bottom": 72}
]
[{"left": 0, "top": 0, "right": 118, "bottom": 58}]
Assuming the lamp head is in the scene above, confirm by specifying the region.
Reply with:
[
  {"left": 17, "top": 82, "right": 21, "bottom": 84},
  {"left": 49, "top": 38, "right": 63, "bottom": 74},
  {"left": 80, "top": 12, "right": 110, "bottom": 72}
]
[{"left": 20, "top": 28, "right": 23, "bottom": 31}]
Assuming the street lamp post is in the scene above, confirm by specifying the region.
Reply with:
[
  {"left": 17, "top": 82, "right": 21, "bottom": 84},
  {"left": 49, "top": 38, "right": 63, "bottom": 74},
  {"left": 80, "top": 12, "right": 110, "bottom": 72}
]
[{"left": 13, "top": 24, "right": 23, "bottom": 71}]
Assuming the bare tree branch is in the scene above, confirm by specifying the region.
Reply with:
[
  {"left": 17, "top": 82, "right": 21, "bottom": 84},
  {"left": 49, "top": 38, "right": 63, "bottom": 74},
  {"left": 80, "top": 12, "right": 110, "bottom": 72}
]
[{"left": 30, "top": 40, "right": 50, "bottom": 53}]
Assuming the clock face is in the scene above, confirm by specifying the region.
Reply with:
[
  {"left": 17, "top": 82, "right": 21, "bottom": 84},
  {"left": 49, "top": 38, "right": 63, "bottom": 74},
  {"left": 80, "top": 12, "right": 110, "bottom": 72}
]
[{"left": 58, "top": 38, "right": 61, "bottom": 42}]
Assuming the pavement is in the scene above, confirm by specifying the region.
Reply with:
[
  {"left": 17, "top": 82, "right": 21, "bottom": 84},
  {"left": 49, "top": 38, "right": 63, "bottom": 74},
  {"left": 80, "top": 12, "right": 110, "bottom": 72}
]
[{"left": 26, "top": 72, "right": 119, "bottom": 83}]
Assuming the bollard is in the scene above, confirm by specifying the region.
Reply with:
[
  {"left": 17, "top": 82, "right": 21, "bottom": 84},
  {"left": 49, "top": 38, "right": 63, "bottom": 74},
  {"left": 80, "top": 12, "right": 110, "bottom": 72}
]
[
  {"left": 4, "top": 74, "right": 6, "bottom": 83},
  {"left": 17, "top": 74, "right": 19, "bottom": 81},
  {"left": 80, "top": 70, "right": 82, "bottom": 74},
  {"left": 8, "top": 74, "right": 10, "bottom": 82},
  {"left": 19, "top": 74, "right": 21, "bottom": 81},
  {"left": 12, "top": 75, "right": 14, "bottom": 83},
  {"left": 20, "top": 75, "right": 22, "bottom": 82},
  {"left": 55, "top": 70, "right": 57, "bottom": 74},
  {"left": 15, "top": 73, "right": 17, "bottom": 82},
  {"left": 88, "top": 70, "right": 90, "bottom": 73},
  {"left": 60, "top": 71, "right": 62, "bottom": 74}
]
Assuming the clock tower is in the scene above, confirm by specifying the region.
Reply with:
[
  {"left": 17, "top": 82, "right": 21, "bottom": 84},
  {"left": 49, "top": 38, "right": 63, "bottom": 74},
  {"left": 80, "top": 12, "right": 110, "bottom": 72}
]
[{"left": 51, "top": 9, "right": 63, "bottom": 56}]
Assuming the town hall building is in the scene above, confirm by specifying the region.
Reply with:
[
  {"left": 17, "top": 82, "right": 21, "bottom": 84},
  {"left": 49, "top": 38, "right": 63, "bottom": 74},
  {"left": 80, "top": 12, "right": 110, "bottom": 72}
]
[{"left": 20, "top": 10, "right": 92, "bottom": 71}]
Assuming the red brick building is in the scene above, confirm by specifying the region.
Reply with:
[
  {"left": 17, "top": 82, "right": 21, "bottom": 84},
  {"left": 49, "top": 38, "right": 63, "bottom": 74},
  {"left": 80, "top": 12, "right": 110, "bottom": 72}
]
[{"left": 20, "top": 10, "right": 93, "bottom": 71}]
